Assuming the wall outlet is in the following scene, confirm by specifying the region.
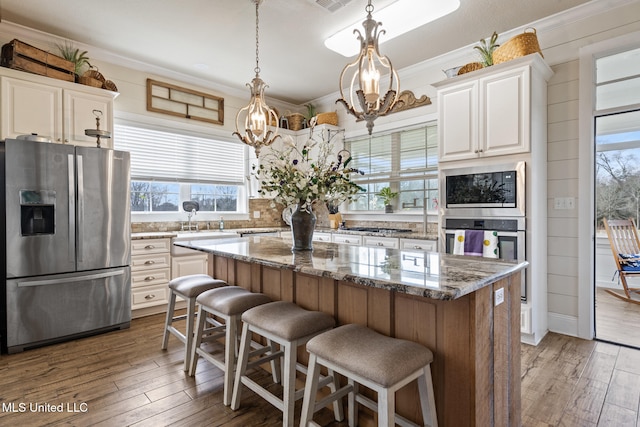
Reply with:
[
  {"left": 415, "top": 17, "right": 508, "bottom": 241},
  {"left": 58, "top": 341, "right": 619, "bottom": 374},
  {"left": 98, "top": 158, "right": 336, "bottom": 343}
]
[
  {"left": 494, "top": 287, "right": 505, "bottom": 306},
  {"left": 253, "top": 211, "right": 261, "bottom": 219},
  {"left": 553, "top": 197, "right": 575, "bottom": 210}
]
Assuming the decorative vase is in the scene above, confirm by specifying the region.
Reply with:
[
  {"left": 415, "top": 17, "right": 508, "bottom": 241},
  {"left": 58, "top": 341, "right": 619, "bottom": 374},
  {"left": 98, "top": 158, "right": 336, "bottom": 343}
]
[{"left": 290, "top": 205, "right": 316, "bottom": 251}]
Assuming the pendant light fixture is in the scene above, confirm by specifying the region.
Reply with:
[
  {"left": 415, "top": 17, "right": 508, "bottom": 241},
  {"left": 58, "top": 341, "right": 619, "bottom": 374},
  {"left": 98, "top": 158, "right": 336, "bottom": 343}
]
[
  {"left": 336, "top": 0, "right": 399, "bottom": 135},
  {"left": 233, "top": 0, "right": 279, "bottom": 156}
]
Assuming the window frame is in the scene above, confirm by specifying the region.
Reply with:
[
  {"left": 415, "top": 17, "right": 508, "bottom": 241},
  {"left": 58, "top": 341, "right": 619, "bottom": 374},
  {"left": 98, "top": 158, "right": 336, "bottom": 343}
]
[
  {"left": 344, "top": 121, "right": 439, "bottom": 214},
  {"left": 113, "top": 119, "right": 250, "bottom": 222}
]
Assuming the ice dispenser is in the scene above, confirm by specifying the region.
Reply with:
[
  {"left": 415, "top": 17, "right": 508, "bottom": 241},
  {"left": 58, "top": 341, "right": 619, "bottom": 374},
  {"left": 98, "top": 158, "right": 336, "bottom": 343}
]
[{"left": 20, "top": 190, "right": 56, "bottom": 236}]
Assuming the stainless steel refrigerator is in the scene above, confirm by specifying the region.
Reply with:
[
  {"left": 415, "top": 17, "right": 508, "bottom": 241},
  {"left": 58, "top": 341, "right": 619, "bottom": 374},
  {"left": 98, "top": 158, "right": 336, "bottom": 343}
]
[{"left": 1, "top": 138, "right": 131, "bottom": 353}]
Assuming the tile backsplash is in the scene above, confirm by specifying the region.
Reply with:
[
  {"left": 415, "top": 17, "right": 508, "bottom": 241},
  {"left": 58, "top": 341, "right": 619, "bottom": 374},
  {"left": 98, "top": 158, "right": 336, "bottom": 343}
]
[{"left": 131, "top": 198, "right": 438, "bottom": 235}]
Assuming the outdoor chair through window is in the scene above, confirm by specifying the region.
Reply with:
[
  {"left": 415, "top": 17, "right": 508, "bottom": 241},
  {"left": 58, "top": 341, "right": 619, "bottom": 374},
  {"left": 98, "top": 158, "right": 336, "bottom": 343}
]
[{"left": 603, "top": 218, "right": 640, "bottom": 304}]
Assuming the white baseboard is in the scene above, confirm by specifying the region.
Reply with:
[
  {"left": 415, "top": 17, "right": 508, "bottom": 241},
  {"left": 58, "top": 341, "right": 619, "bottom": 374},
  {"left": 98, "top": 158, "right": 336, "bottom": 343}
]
[{"left": 548, "top": 312, "right": 579, "bottom": 337}]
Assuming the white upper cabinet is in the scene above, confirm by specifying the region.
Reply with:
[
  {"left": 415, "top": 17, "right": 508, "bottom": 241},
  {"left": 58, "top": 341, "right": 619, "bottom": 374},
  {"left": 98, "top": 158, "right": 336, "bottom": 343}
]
[
  {"left": 1, "top": 68, "right": 117, "bottom": 147},
  {"left": 435, "top": 54, "right": 552, "bottom": 162}
]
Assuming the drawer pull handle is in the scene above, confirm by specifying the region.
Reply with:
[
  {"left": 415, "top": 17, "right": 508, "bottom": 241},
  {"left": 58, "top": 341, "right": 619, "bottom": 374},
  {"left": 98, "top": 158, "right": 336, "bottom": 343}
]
[
  {"left": 144, "top": 245, "right": 155, "bottom": 249},
  {"left": 145, "top": 294, "right": 156, "bottom": 300},
  {"left": 144, "top": 276, "right": 155, "bottom": 281},
  {"left": 144, "top": 260, "right": 155, "bottom": 265},
  {"left": 414, "top": 245, "right": 422, "bottom": 249},
  {"left": 377, "top": 242, "right": 384, "bottom": 246}
]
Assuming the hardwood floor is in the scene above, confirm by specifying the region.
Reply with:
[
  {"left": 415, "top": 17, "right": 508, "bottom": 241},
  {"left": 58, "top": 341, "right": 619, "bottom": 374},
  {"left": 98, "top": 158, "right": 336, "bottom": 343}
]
[
  {"left": 1, "top": 312, "right": 640, "bottom": 426},
  {"left": 596, "top": 287, "right": 640, "bottom": 349}
]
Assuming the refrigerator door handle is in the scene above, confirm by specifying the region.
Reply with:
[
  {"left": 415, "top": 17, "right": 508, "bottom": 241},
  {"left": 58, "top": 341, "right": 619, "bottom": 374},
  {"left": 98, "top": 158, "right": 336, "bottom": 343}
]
[
  {"left": 17, "top": 270, "right": 125, "bottom": 288},
  {"left": 77, "top": 154, "right": 84, "bottom": 262},
  {"left": 68, "top": 154, "right": 76, "bottom": 263}
]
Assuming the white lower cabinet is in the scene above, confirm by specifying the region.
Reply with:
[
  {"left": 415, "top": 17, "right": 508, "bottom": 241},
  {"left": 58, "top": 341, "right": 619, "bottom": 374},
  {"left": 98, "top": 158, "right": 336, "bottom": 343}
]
[
  {"left": 171, "top": 253, "right": 208, "bottom": 279},
  {"left": 363, "top": 236, "right": 399, "bottom": 249},
  {"left": 312, "top": 232, "right": 332, "bottom": 242},
  {"left": 400, "top": 238, "right": 437, "bottom": 252},
  {"left": 131, "top": 238, "right": 171, "bottom": 315},
  {"left": 332, "top": 234, "right": 363, "bottom": 245}
]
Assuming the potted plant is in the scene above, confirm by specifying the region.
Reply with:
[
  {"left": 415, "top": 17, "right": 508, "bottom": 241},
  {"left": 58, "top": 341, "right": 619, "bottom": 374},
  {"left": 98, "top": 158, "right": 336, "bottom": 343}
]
[
  {"left": 56, "top": 41, "right": 90, "bottom": 81},
  {"left": 378, "top": 187, "right": 398, "bottom": 213},
  {"left": 474, "top": 31, "right": 500, "bottom": 67}
]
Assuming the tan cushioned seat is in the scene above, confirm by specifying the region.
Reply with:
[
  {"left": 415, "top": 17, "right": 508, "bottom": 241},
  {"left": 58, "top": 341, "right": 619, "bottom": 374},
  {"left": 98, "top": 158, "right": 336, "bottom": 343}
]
[
  {"left": 168, "top": 274, "right": 226, "bottom": 298},
  {"left": 306, "top": 323, "right": 434, "bottom": 387},
  {"left": 197, "top": 286, "right": 271, "bottom": 315},
  {"left": 242, "top": 301, "right": 335, "bottom": 341}
]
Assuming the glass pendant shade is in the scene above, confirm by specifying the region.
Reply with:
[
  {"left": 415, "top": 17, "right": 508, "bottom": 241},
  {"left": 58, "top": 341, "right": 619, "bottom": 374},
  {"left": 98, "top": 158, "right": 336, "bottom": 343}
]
[{"left": 336, "top": 1, "right": 399, "bottom": 135}]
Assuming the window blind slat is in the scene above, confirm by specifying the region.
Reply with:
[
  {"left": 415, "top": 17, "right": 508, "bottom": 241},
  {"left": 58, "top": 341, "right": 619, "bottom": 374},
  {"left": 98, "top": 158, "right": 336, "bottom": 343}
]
[{"left": 114, "top": 124, "right": 245, "bottom": 183}]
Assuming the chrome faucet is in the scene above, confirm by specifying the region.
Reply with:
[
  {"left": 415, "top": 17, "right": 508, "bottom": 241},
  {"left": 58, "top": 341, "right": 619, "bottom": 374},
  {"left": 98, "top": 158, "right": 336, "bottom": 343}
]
[{"left": 181, "top": 208, "right": 198, "bottom": 232}]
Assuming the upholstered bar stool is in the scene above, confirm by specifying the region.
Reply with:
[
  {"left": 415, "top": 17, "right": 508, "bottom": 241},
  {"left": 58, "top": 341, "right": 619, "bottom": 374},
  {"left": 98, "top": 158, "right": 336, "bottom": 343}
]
[
  {"left": 161, "top": 274, "right": 227, "bottom": 371},
  {"left": 188, "top": 286, "right": 272, "bottom": 405},
  {"left": 300, "top": 323, "right": 438, "bottom": 427},
  {"left": 230, "top": 301, "right": 340, "bottom": 427}
]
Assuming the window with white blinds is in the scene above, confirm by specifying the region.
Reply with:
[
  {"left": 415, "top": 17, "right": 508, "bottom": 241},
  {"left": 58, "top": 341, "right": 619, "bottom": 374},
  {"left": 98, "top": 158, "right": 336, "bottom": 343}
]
[
  {"left": 346, "top": 123, "right": 439, "bottom": 212},
  {"left": 113, "top": 124, "right": 245, "bottom": 184}
]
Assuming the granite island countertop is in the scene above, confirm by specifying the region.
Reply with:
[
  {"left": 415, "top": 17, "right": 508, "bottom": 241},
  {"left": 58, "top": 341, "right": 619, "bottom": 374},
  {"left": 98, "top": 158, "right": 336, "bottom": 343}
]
[{"left": 175, "top": 235, "right": 527, "bottom": 300}]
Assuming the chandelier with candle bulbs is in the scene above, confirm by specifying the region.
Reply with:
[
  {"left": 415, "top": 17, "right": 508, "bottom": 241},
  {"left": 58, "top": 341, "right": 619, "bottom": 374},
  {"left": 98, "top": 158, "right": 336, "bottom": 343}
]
[
  {"left": 233, "top": 0, "right": 280, "bottom": 156},
  {"left": 336, "top": 0, "right": 399, "bottom": 135}
]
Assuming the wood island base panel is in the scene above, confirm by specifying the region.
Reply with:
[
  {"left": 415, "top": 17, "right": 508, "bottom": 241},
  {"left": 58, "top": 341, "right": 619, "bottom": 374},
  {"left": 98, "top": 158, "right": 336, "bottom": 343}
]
[{"left": 175, "top": 235, "right": 528, "bottom": 426}]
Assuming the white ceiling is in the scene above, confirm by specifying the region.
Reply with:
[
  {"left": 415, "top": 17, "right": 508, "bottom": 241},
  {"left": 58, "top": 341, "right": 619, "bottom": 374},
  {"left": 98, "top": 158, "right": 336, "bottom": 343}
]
[{"left": 0, "top": 0, "right": 591, "bottom": 105}]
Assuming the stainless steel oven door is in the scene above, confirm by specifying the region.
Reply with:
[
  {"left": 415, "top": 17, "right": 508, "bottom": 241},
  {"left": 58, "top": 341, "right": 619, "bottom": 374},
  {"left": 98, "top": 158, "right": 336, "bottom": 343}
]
[{"left": 441, "top": 227, "right": 527, "bottom": 300}]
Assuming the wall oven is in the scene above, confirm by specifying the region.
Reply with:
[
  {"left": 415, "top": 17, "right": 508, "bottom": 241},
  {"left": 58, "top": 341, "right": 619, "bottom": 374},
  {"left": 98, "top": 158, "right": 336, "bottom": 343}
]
[
  {"left": 440, "top": 161, "right": 526, "bottom": 217},
  {"left": 441, "top": 217, "right": 527, "bottom": 300}
]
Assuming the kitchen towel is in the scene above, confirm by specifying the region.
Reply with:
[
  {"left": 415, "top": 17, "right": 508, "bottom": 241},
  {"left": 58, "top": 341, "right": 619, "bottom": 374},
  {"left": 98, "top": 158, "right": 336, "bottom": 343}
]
[{"left": 453, "top": 230, "right": 499, "bottom": 258}]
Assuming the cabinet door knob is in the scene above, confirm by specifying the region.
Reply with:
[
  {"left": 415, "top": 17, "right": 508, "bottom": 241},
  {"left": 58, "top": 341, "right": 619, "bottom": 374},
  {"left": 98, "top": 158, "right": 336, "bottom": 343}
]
[
  {"left": 145, "top": 294, "right": 156, "bottom": 300},
  {"left": 144, "top": 260, "right": 155, "bottom": 265}
]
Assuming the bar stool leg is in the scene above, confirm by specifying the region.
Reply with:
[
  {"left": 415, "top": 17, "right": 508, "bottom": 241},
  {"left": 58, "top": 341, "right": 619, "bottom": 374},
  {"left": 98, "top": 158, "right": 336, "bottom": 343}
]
[
  {"left": 161, "top": 292, "right": 177, "bottom": 350},
  {"left": 379, "top": 388, "right": 393, "bottom": 427},
  {"left": 300, "top": 353, "right": 321, "bottom": 427},
  {"left": 188, "top": 304, "right": 208, "bottom": 376},
  {"left": 223, "top": 312, "right": 237, "bottom": 406},
  {"left": 327, "top": 368, "right": 344, "bottom": 422},
  {"left": 230, "top": 322, "right": 252, "bottom": 411},
  {"left": 348, "top": 379, "right": 357, "bottom": 427},
  {"left": 183, "top": 297, "right": 197, "bottom": 371},
  {"left": 418, "top": 366, "right": 438, "bottom": 427},
  {"left": 282, "top": 342, "right": 297, "bottom": 427}
]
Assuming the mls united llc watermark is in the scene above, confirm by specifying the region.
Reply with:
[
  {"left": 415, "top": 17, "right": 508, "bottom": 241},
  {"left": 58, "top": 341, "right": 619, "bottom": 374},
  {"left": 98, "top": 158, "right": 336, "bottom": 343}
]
[{"left": 2, "top": 402, "right": 88, "bottom": 413}]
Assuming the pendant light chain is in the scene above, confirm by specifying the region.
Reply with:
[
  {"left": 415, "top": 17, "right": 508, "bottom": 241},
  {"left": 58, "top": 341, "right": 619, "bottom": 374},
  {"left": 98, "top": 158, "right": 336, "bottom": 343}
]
[{"left": 254, "top": 0, "right": 260, "bottom": 76}]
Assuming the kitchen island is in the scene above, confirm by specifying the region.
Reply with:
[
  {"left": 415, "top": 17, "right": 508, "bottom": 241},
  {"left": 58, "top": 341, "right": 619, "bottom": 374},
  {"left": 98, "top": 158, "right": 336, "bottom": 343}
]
[{"left": 175, "top": 235, "right": 527, "bottom": 426}]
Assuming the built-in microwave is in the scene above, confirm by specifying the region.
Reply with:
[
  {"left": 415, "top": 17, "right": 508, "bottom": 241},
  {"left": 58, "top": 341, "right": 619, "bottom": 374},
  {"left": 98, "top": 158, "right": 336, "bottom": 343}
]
[{"left": 440, "top": 161, "right": 525, "bottom": 217}]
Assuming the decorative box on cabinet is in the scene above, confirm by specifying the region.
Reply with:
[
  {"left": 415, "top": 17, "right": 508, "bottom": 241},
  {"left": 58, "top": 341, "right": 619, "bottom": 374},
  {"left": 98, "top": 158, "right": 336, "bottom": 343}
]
[
  {"left": 131, "top": 238, "right": 172, "bottom": 316},
  {"left": 434, "top": 53, "right": 552, "bottom": 162},
  {"left": 0, "top": 67, "right": 116, "bottom": 147}
]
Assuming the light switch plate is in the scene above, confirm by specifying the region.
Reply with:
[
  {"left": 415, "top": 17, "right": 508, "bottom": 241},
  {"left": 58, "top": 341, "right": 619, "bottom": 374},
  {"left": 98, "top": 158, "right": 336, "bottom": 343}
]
[
  {"left": 495, "top": 287, "right": 504, "bottom": 306},
  {"left": 253, "top": 211, "right": 261, "bottom": 218}
]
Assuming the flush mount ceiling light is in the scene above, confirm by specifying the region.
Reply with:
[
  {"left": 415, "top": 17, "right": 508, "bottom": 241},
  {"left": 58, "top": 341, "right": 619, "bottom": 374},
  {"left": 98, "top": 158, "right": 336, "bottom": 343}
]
[
  {"left": 233, "top": 0, "right": 280, "bottom": 157},
  {"left": 325, "top": 0, "right": 460, "bottom": 57},
  {"left": 335, "top": 0, "right": 401, "bottom": 135}
]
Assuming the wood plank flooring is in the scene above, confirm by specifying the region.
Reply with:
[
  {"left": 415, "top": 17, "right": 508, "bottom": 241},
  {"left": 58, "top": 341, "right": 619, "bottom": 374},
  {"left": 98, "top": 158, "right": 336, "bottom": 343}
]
[
  {"left": 596, "top": 287, "right": 640, "bottom": 348},
  {"left": 1, "top": 312, "right": 640, "bottom": 426}
]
